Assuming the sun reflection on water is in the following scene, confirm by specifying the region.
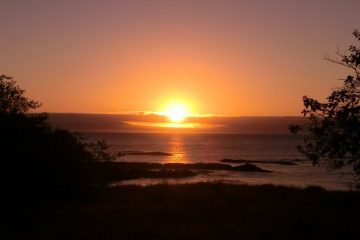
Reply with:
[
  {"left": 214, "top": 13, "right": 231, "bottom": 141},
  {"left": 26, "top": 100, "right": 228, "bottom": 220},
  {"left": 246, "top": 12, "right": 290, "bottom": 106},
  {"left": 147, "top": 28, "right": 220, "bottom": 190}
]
[{"left": 163, "top": 135, "right": 189, "bottom": 163}]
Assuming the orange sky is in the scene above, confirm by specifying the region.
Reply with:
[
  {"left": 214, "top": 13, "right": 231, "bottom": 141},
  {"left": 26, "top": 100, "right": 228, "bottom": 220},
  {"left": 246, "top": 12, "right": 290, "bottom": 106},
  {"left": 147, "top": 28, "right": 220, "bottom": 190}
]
[{"left": 1, "top": 0, "right": 360, "bottom": 116}]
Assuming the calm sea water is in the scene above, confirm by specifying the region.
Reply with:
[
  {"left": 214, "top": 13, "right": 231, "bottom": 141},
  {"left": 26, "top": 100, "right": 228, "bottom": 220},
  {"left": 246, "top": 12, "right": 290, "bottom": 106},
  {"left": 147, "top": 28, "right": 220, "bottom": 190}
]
[
  {"left": 85, "top": 133, "right": 354, "bottom": 190},
  {"left": 85, "top": 133, "right": 303, "bottom": 162}
]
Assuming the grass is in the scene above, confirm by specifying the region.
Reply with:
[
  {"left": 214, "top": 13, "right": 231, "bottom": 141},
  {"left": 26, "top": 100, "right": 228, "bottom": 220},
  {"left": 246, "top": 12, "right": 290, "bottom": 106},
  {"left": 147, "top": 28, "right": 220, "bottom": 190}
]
[{"left": 3, "top": 183, "right": 360, "bottom": 240}]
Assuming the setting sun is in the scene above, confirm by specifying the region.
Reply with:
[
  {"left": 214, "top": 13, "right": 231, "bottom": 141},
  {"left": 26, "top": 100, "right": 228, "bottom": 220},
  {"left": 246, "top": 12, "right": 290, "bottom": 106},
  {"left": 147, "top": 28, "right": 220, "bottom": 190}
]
[
  {"left": 2, "top": 1, "right": 360, "bottom": 238},
  {"left": 164, "top": 102, "right": 189, "bottom": 123}
]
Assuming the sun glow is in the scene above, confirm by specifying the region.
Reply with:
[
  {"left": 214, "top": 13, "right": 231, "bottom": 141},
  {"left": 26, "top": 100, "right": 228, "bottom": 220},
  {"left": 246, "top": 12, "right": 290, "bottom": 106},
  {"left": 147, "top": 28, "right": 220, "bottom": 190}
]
[{"left": 164, "top": 102, "right": 189, "bottom": 123}]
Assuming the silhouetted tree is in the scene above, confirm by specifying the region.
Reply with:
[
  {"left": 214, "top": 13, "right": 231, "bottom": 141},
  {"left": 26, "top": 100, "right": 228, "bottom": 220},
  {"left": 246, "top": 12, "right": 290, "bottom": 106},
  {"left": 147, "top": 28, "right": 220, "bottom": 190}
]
[
  {"left": 290, "top": 30, "right": 360, "bottom": 186},
  {"left": 0, "top": 75, "right": 115, "bottom": 204},
  {"left": 87, "top": 139, "right": 117, "bottom": 162},
  {"left": 0, "top": 75, "right": 41, "bottom": 114}
]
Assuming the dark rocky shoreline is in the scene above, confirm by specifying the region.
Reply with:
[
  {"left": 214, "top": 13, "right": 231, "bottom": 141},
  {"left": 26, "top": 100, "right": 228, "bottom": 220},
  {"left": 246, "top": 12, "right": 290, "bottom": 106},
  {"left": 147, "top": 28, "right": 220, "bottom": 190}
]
[{"left": 89, "top": 161, "right": 272, "bottom": 183}]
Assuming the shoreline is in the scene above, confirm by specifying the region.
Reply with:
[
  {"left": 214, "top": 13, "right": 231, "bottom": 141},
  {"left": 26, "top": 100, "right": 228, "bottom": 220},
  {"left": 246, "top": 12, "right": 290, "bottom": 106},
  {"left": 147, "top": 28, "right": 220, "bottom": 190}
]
[{"left": 89, "top": 161, "right": 355, "bottom": 191}]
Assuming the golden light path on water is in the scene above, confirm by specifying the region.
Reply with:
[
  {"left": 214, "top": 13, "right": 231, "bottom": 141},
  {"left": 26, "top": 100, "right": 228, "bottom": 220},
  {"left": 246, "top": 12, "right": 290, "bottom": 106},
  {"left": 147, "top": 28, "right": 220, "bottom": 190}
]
[{"left": 163, "top": 135, "right": 189, "bottom": 163}]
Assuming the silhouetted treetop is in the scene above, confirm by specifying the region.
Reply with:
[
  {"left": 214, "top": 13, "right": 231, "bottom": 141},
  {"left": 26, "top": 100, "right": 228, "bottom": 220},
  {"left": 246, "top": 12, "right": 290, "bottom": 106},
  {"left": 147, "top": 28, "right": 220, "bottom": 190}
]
[
  {"left": 290, "top": 30, "right": 360, "bottom": 186},
  {"left": 0, "top": 74, "right": 40, "bottom": 114}
]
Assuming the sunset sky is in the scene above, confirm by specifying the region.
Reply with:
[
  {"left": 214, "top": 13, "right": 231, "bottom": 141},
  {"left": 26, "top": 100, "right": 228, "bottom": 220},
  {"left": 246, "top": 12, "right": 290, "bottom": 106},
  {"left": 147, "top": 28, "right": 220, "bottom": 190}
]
[{"left": 1, "top": 0, "right": 360, "bottom": 117}]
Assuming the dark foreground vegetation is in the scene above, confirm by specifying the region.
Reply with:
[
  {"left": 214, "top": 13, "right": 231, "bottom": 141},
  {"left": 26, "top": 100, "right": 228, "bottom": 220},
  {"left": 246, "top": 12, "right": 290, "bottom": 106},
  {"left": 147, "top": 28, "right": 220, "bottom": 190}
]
[{"left": 2, "top": 183, "right": 360, "bottom": 240}]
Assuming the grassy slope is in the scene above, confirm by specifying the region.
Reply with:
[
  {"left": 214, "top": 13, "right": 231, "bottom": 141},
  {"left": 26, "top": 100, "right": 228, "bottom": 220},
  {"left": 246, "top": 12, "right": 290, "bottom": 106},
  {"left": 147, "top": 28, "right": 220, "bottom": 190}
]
[{"left": 5, "top": 183, "right": 360, "bottom": 240}]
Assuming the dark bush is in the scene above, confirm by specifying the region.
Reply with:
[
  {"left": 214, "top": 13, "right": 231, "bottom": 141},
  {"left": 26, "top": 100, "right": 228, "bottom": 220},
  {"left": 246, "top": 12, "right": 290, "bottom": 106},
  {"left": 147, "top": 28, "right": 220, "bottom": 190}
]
[{"left": 0, "top": 75, "right": 97, "bottom": 202}]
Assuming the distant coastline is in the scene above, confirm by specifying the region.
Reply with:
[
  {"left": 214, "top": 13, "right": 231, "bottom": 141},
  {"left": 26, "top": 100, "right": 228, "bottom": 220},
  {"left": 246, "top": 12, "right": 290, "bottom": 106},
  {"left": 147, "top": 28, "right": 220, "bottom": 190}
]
[{"left": 48, "top": 113, "right": 307, "bottom": 134}]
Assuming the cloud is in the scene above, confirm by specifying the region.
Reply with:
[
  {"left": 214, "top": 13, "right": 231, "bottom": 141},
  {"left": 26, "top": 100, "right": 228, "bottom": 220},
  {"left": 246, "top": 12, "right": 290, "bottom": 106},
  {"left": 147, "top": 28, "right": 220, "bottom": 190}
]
[{"left": 49, "top": 113, "right": 306, "bottom": 134}]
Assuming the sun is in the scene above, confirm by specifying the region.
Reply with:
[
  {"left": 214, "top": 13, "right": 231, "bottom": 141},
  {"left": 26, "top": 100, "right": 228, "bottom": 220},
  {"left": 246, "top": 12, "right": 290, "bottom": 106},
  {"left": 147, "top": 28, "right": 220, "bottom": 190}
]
[{"left": 164, "top": 103, "right": 189, "bottom": 123}]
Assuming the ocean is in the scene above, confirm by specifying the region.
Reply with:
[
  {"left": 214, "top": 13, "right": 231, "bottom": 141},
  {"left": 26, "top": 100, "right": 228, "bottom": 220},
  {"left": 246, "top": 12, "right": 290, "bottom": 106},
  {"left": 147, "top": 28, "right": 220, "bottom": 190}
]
[{"left": 85, "top": 132, "right": 355, "bottom": 190}]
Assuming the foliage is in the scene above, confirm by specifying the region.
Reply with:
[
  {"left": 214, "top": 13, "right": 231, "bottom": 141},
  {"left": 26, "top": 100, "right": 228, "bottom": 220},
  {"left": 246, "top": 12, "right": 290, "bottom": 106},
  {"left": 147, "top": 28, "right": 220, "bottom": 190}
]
[
  {"left": 0, "top": 75, "right": 115, "bottom": 203},
  {"left": 87, "top": 139, "right": 117, "bottom": 162},
  {"left": 290, "top": 30, "right": 360, "bottom": 182},
  {"left": 0, "top": 75, "right": 41, "bottom": 114}
]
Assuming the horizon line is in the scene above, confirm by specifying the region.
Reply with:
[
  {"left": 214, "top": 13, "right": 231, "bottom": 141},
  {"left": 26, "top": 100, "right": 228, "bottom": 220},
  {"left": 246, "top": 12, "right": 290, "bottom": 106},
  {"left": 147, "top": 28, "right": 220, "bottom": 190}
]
[{"left": 43, "top": 112, "right": 303, "bottom": 118}]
